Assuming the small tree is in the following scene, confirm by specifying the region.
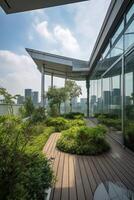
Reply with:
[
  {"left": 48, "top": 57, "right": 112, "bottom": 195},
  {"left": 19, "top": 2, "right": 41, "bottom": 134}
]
[
  {"left": 65, "top": 80, "right": 82, "bottom": 112},
  {"left": 20, "top": 98, "right": 35, "bottom": 118},
  {"left": 0, "top": 88, "right": 19, "bottom": 114},
  {"left": 47, "top": 86, "right": 67, "bottom": 116}
]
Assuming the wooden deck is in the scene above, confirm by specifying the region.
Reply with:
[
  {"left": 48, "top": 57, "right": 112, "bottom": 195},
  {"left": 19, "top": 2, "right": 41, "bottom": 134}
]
[{"left": 43, "top": 131, "right": 134, "bottom": 200}]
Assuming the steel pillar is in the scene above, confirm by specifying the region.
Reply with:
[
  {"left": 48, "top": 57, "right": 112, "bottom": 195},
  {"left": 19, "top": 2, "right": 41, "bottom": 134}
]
[{"left": 86, "top": 77, "right": 90, "bottom": 118}]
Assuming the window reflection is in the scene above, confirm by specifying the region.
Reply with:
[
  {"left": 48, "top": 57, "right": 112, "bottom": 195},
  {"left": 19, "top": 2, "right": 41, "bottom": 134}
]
[
  {"left": 125, "top": 50, "right": 134, "bottom": 151},
  {"left": 126, "top": 3, "right": 134, "bottom": 23},
  {"left": 125, "top": 20, "right": 134, "bottom": 50}
]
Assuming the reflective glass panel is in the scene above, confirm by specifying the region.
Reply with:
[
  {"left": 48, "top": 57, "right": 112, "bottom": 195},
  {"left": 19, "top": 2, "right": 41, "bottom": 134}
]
[
  {"left": 125, "top": 20, "right": 134, "bottom": 50},
  {"left": 124, "top": 50, "right": 134, "bottom": 151},
  {"left": 111, "top": 20, "right": 124, "bottom": 45},
  {"left": 126, "top": 3, "right": 134, "bottom": 23}
]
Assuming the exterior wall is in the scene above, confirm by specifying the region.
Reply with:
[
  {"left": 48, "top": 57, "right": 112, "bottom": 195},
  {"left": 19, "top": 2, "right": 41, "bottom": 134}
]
[
  {"left": 89, "top": 1, "right": 134, "bottom": 151},
  {"left": 0, "top": 104, "right": 22, "bottom": 115}
]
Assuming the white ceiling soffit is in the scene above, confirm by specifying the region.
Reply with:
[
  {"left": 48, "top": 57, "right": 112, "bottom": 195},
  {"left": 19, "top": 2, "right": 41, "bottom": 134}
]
[
  {"left": 0, "top": 0, "right": 88, "bottom": 14},
  {"left": 26, "top": 48, "right": 88, "bottom": 80}
]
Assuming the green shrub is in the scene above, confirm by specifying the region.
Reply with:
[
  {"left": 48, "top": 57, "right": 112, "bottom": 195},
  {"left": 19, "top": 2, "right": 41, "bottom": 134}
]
[
  {"left": 0, "top": 116, "right": 54, "bottom": 200},
  {"left": 69, "top": 119, "right": 86, "bottom": 127},
  {"left": 125, "top": 122, "right": 134, "bottom": 151},
  {"left": 61, "top": 112, "right": 84, "bottom": 119},
  {"left": 30, "top": 107, "right": 46, "bottom": 123},
  {"left": 46, "top": 117, "right": 69, "bottom": 132},
  {"left": 97, "top": 115, "right": 121, "bottom": 130},
  {"left": 26, "top": 126, "right": 55, "bottom": 154},
  {"left": 56, "top": 125, "right": 110, "bottom": 155}
]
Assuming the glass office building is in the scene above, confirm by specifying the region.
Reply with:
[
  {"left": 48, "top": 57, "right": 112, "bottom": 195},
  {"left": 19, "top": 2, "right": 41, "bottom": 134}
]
[{"left": 89, "top": 1, "right": 134, "bottom": 151}]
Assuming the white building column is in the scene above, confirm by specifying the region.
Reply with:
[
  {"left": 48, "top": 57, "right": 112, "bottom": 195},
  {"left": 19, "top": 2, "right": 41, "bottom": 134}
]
[
  {"left": 51, "top": 73, "right": 54, "bottom": 88},
  {"left": 41, "top": 65, "right": 45, "bottom": 107}
]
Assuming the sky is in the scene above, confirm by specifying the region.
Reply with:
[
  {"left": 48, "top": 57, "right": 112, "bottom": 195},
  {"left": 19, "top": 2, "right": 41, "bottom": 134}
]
[{"left": 0, "top": 0, "right": 111, "bottom": 100}]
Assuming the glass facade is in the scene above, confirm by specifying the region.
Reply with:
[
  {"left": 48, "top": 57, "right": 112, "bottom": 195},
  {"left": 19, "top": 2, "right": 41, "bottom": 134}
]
[{"left": 89, "top": 1, "right": 134, "bottom": 151}]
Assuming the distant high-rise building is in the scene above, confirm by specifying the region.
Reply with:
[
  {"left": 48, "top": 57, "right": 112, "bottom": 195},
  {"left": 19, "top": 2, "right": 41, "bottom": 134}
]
[
  {"left": 72, "top": 97, "right": 77, "bottom": 107},
  {"left": 90, "top": 95, "right": 96, "bottom": 104},
  {"left": 17, "top": 95, "right": 24, "bottom": 105},
  {"left": 103, "top": 91, "right": 111, "bottom": 106},
  {"left": 112, "top": 88, "right": 121, "bottom": 105},
  {"left": 25, "top": 89, "right": 32, "bottom": 100},
  {"left": 32, "top": 91, "right": 38, "bottom": 105}
]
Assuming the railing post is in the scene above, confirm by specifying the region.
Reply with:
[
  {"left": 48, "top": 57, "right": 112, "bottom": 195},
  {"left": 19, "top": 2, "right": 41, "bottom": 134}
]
[{"left": 41, "top": 65, "right": 45, "bottom": 107}]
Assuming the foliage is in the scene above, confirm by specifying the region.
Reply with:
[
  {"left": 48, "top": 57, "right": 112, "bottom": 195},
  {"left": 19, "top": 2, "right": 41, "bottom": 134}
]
[
  {"left": 61, "top": 112, "right": 84, "bottom": 119},
  {"left": 97, "top": 114, "right": 121, "bottom": 130},
  {"left": 0, "top": 88, "right": 19, "bottom": 114},
  {"left": 125, "top": 122, "right": 134, "bottom": 151},
  {"left": 65, "top": 80, "right": 82, "bottom": 112},
  {"left": 0, "top": 116, "right": 54, "bottom": 200},
  {"left": 47, "top": 86, "right": 68, "bottom": 116},
  {"left": 30, "top": 107, "right": 46, "bottom": 123},
  {"left": 46, "top": 117, "right": 69, "bottom": 132},
  {"left": 69, "top": 119, "right": 86, "bottom": 127},
  {"left": 56, "top": 125, "right": 110, "bottom": 155},
  {"left": 19, "top": 97, "right": 35, "bottom": 118},
  {"left": 26, "top": 126, "right": 55, "bottom": 154}
]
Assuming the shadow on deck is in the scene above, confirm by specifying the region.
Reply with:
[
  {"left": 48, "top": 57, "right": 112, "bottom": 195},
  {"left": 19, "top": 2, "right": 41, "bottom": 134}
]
[{"left": 43, "top": 128, "right": 134, "bottom": 200}]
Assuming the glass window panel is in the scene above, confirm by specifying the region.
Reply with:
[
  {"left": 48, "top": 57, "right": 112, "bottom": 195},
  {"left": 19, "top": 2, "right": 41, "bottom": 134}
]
[
  {"left": 125, "top": 20, "right": 134, "bottom": 50},
  {"left": 124, "top": 50, "right": 134, "bottom": 151},
  {"left": 102, "top": 43, "right": 110, "bottom": 58},
  {"left": 126, "top": 3, "right": 134, "bottom": 23},
  {"left": 111, "top": 20, "right": 124, "bottom": 45},
  {"left": 111, "top": 36, "right": 123, "bottom": 57},
  {"left": 103, "top": 60, "right": 122, "bottom": 130}
]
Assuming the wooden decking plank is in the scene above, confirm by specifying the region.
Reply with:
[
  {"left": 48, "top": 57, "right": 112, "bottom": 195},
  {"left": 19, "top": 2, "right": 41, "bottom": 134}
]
[
  {"left": 53, "top": 153, "right": 65, "bottom": 200},
  {"left": 91, "top": 156, "right": 107, "bottom": 183},
  {"left": 78, "top": 156, "right": 92, "bottom": 199},
  {"left": 61, "top": 153, "right": 69, "bottom": 200},
  {"left": 96, "top": 155, "right": 118, "bottom": 183},
  {"left": 107, "top": 136, "right": 134, "bottom": 172},
  {"left": 68, "top": 155, "right": 77, "bottom": 200},
  {"left": 43, "top": 131, "right": 134, "bottom": 200},
  {"left": 74, "top": 155, "right": 86, "bottom": 200},
  {"left": 103, "top": 153, "right": 134, "bottom": 190},
  {"left": 43, "top": 133, "right": 57, "bottom": 155},
  {"left": 107, "top": 135, "right": 134, "bottom": 165},
  {"left": 86, "top": 156, "right": 101, "bottom": 185},
  {"left": 108, "top": 153, "right": 134, "bottom": 187},
  {"left": 82, "top": 156, "right": 97, "bottom": 195},
  {"left": 49, "top": 150, "right": 61, "bottom": 200}
]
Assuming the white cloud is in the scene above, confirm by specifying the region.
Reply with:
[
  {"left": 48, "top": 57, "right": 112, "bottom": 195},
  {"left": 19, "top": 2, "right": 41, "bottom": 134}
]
[
  {"left": 35, "top": 21, "right": 53, "bottom": 40},
  {"left": 0, "top": 50, "right": 41, "bottom": 96},
  {"left": 0, "top": 50, "right": 66, "bottom": 97},
  {"left": 54, "top": 25, "right": 80, "bottom": 55},
  {"left": 34, "top": 20, "right": 80, "bottom": 57}
]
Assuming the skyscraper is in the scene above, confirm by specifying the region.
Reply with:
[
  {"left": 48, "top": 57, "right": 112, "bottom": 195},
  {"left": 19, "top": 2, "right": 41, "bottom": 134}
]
[
  {"left": 17, "top": 95, "right": 24, "bottom": 104},
  {"left": 32, "top": 91, "right": 39, "bottom": 105},
  {"left": 25, "top": 89, "right": 32, "bottom": 100}
]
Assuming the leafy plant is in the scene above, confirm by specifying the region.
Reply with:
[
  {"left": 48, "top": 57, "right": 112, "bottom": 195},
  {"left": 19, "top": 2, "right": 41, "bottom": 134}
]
[
  {"left": 47, "top": 86, "right": 68, "bottom": 116},
  {"left": 65, "top": 80, "right": 82, "bottom": 112},
  {"left": 0, "top": 116, "right": 54, "bottom": 200},
  {"left": 97, "top": 115, "right": 121, "bottom": 130},
  {"left": 61, "top": 112, "right": 84, "bottom": 119},
  {"left": 125, "top": 122, "right": 134, "bottom": 151},
  {"left": 46, "top": 117, "right": 69, "bottom": 132},
  {"left": 69, "top": 119, "right": 86, "bottom": 127},
  {"left": 56, "top": 125, "right": 110, "bottom": 155},
  {"left": 30, "top": 107, "right": 46, "bottom": 123},
  {"left": 19, "top": 97, "right": 35, "bottom": 118},
  {"left": 0, "top": 88, "right": 19, "bottom": 114}
]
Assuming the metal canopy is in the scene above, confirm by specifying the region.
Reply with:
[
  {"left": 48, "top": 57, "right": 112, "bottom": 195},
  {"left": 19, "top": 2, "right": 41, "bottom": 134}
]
[
  {"left": 0, "top": 0, "right": 87, "bottom": 14},
  {"left": 26, "top": 48, "right": 89, "bottom": 80}
]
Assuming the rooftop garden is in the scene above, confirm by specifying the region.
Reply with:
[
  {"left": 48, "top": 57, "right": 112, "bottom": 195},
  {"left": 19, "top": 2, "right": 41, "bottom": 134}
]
[{"left": 0, "top": 81, "right": 110, "bottom": 199}]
